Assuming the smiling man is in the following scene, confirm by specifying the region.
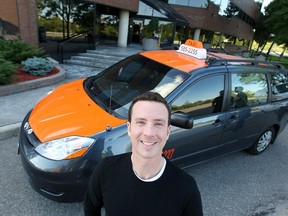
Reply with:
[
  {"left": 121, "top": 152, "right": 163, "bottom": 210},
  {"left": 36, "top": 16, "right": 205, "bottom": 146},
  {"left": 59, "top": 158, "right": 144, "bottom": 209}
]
[{"left": 84, "top": 92, "right": 203, "bottom": 216}]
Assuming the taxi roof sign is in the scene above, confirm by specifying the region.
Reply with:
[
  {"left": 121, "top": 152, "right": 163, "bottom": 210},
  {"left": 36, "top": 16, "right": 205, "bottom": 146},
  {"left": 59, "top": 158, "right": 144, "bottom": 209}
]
[
  {"left": 177, "top": 39, "right": 207, "bottom": 60},
  {"left": 185, "top": 39, "right": 203, "bottom": 48}
]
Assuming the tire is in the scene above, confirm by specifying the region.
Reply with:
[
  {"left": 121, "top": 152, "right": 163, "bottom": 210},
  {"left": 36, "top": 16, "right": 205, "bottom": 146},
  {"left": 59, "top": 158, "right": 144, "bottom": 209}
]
[{"left": 248, "top": 127, "right": 275, "bottom": 155}]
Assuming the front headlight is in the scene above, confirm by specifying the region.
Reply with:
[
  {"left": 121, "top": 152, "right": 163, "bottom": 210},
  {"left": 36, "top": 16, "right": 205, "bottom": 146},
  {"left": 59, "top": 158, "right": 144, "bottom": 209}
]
[{"left": 35, "top": 136, "right": 95, "bottom": 160}]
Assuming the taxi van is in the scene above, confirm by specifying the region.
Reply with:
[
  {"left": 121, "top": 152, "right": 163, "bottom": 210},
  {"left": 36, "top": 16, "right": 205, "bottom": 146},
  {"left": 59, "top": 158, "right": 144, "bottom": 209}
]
[{"left": 18, "top": 40, "right": 288, "bottom": 202}]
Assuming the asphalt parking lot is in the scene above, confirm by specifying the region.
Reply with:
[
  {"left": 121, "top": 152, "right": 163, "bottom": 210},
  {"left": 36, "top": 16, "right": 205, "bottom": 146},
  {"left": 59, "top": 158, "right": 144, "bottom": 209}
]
[
  {"left": 0, "top": 128, "right": 287, "bottom": 216},
  {"left": 185, "top": 126, "right": 288, "bottom": 216}
]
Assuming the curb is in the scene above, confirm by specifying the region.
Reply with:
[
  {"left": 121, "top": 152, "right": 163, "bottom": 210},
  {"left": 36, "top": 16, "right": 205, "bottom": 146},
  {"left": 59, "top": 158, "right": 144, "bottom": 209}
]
[
  {"left": 0, "top": 122, "right": 21, "bottom": 140},
  {"left": 0, "top": 65, "right": 66, "bottom": 140},
  {"left": 0, "top": 65, "right": 66, "bottom": 96}
]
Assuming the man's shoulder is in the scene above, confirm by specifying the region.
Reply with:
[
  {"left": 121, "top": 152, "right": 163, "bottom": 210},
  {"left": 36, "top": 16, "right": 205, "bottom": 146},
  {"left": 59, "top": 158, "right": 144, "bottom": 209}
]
[
  {"left": 165, "top": 160, "right": 201, "bottom": 199},
  {"left": 166, "top": 160, "right": 196, "bottom": 183}
]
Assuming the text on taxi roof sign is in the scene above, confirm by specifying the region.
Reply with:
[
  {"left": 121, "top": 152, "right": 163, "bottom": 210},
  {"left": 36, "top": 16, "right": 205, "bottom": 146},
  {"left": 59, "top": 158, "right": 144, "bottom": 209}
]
[
  {"left": 185, "top": 39, "right": 203, "bottom": 48},
  {"left": 177, "top": 39, "right": 207, "bottom": 59}
]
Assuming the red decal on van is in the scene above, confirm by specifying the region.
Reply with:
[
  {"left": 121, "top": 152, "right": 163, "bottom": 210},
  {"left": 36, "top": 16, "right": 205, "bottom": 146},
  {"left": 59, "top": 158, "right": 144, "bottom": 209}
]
[{"left": 163, "top": 148, "right": 175, "bottom": 159}]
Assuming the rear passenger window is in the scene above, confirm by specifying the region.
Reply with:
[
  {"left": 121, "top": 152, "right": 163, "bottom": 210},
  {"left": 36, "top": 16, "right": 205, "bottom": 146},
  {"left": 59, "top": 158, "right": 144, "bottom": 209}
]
[
  {"left": 230, "top": 72, "right": 268, "bottom": 109},
  {"left": 271, "top": 71, "right": 288, "bottom": 101},
  {"left": 171, "top": 75, "right": 225, "bottom": 117}
]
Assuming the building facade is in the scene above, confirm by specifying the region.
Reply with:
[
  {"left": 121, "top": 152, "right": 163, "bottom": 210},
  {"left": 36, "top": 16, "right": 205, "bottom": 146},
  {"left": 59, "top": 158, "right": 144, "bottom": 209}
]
[
  {"left": 0, "top": 0, "right": 261, "bottom": 49},
  {"left": 0, "top": 0, "right": 38, "bottom": 47}
]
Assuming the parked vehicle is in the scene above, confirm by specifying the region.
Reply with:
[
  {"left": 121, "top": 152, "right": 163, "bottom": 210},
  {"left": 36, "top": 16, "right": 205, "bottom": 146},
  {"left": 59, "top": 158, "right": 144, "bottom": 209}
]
[{"left": 19, "top": 40, "right": 288, "bottom": 202}]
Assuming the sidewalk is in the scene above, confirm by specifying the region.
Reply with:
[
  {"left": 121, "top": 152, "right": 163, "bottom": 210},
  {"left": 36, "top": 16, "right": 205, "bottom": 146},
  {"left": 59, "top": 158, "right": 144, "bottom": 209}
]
[{"left": 0, "top": 44, "right": 142, "bottom": 140}]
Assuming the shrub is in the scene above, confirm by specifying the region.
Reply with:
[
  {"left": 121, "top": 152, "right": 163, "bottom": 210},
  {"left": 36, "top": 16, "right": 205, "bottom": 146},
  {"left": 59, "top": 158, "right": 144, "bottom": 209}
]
[
  {"left": 0, "top": 58, "right": 16, "bottom": 85},
  {"left": 0, "top": 39, "right": 46, "bottom": 64},
  {"left": 143, "top": 18, "right": 159, "bottom": 38},
  {"left": 21, "top": 57, "right": 55, "bottom": 76}
]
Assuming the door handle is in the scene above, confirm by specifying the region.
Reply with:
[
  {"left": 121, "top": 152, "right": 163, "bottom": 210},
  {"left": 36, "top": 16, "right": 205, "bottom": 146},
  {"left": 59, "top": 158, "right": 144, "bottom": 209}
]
[
  {"left": 213, "top": 119, "right": 223, "bottom": 127},
  {"left": 227, "top": 114, "right": 239, "bottom": 124}
]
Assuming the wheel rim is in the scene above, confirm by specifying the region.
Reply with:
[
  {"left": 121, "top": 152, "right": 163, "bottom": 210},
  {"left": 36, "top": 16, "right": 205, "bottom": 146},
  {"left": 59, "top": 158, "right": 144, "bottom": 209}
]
[{"left": 256, "top": 130, "right": 273, "bottom": 152}]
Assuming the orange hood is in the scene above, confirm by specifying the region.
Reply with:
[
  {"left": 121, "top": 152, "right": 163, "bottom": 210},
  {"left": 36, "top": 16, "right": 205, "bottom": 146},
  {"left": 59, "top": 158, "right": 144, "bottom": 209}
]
[{"left": 29, "top": 79, "right": 126, "bottom": 143}]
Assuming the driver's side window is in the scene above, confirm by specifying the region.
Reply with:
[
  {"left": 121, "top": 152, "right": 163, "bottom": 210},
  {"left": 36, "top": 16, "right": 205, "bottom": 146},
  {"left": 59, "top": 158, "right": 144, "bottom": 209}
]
[{"left": 171, "top": 75, "right": 225, "bottom": 118}]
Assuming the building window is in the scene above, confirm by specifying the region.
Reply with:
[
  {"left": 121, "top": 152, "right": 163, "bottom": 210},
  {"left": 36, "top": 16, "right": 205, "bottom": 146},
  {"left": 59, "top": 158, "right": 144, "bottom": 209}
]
[
  {"left": 138, "top": 1, "right": 167, "bottom": 18},
  {"left": 169, "top": 0, "right": 208, "bottom": 8}
]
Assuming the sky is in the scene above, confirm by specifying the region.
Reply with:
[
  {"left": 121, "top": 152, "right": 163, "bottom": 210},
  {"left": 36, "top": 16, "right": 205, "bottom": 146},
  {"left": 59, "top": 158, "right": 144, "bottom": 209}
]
[
  {"left": 217, "top": 0, "right": 273, "bottom": 15},
  {"left": 261, "top": 0, "right": 273, "bottom": 12}
]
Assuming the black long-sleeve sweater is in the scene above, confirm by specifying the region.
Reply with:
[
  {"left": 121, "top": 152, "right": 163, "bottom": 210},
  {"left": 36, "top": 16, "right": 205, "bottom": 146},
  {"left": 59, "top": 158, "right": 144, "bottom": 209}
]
[{"left": 84, "top": 153, "right": 203, "bottom": 216}]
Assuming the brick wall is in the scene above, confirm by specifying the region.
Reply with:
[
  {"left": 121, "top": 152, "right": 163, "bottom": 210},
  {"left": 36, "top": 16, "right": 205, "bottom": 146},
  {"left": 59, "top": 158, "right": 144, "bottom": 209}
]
[
  {"left": 0, "top": 0, "right": 19, "bottom": 39},
  {"left": 17, "top": 0, "right": 38, "bottom": 48},
  {"left": 231, "top": 0, "right": 261, "bottom": 21}
]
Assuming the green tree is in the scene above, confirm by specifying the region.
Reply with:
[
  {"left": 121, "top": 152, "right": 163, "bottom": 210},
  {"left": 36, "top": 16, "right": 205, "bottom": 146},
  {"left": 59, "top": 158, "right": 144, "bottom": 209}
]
[
  {"left": 224, "top": 2, "right": 239, "bottom": 18},
  {"left": 263, "top": 0, "right": 288, "bottom": 57},
  {"left": 253, "top": 14, "right": 271, "bottom": 53},
  {"left": 38, "top": 0, "right": 89, "bottom": 39},
  {"left": 72, "top": 2, "right": 95, "bottom": 32},
  {"left": 159, "top": 23, "right": 173, "bottom": 42},
  {"left": 143, "top": 18, "right": 159, "bottom": 38},
  {"left": 38, "top": 17, "right": 63, "bottom": 32}
]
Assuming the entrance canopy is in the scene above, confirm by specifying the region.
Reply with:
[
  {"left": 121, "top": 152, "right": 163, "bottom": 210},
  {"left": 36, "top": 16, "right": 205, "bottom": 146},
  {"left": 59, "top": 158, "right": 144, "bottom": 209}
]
[{"left": 141, "top": 0, "right": 189, "bottom": 25}]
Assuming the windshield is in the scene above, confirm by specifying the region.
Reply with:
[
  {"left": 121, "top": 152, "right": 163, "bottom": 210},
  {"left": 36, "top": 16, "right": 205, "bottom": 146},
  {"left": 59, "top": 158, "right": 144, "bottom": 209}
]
[{"left": 85, "top": 54, "right": 190, "bottom": 118}]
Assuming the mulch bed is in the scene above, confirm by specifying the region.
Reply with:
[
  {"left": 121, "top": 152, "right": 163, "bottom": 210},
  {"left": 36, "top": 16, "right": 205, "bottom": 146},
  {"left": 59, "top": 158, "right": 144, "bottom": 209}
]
[{"left": 13, "top": 67, "right": 60, "bottom": 83}]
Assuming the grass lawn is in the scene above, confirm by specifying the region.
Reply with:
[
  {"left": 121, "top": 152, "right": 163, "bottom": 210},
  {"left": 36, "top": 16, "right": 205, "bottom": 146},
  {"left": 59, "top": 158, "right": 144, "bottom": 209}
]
[{"left": 269, "top": 55, "right": 288, "bottom": 69}]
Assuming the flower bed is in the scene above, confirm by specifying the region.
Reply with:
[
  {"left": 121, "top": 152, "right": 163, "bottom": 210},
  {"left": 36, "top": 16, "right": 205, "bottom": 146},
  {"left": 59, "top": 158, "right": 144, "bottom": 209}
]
[
  {"left": 0, "top": 65, "right": 65, "bottom": 96},
  {"left": 14, "top": 66, "right": 60, "bottom": 83}
]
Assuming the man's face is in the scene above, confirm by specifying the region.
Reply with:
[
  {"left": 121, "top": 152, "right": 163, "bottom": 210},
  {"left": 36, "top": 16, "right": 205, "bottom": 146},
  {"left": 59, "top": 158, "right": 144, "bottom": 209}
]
[{"left": 127, "top": 101, "right": 171, "bottom": 160}]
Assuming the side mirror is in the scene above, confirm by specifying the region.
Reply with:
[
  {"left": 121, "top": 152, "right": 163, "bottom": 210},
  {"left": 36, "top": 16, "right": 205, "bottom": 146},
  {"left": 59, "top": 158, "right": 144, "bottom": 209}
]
[{"left": 171, "top": 112, "right": 194, "bottom": 129}]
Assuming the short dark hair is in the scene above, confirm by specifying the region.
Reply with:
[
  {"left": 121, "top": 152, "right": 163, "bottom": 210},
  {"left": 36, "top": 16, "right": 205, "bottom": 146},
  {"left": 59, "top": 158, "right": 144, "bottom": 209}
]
[{"left": 128, "top": 92, "right": 171, "bottom": 125}]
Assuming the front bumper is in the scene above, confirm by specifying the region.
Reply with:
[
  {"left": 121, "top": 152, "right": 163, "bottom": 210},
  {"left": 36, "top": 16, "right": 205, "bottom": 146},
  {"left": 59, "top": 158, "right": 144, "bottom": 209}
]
[{"left": 18, "top": 112, "right": 98, "bottom": 203}]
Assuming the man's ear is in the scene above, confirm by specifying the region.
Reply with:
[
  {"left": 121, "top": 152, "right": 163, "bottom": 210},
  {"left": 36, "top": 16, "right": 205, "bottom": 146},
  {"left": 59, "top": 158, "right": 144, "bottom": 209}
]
[{"left": 127, "top": 121, "right": 131, "bottom": 137}]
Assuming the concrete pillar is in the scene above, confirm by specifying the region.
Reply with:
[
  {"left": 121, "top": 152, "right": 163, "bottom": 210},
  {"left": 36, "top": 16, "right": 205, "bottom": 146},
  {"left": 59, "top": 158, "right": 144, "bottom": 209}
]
[
  {"left": 193, "top": 28, "right": 201, "bottom": 41},
  {"left": 118, "top": 10, "right": 129, "bottom": 48}
]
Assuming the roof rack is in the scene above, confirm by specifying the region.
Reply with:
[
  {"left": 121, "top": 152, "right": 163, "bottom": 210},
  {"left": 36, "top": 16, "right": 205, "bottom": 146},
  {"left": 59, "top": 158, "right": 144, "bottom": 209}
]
[
  {"left": 206, "top": 47, "right": 228, "bottom": 55},
  {"left": 208, "top": 58, "right": 286, "bottom": 70}
]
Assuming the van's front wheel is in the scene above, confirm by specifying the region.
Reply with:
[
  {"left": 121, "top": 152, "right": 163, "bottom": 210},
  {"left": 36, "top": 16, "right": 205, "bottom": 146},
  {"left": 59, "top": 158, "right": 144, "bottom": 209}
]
[{"left": 248, "top": 127, "right": 275, "bottom": 155}]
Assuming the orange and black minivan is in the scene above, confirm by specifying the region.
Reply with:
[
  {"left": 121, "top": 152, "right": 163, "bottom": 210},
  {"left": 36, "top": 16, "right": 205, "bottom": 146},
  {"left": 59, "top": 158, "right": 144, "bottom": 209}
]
[{"left": 19, "top": 40, "right": 288, "bottom": 202}]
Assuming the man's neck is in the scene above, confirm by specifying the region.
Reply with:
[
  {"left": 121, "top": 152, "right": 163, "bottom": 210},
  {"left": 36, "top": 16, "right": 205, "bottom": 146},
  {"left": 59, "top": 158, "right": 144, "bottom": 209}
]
[{"left": 131, "top": 153, "right": 164, "bottom": 180}]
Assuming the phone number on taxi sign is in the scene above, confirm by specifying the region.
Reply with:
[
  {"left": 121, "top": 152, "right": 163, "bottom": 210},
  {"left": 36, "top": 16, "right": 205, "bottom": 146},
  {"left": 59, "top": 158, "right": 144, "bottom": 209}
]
[
  {"left": 179, "top": 44, "right": 198, "bottom": 55},
  {"left": 178, "top": 44, "right": 207, "bottom": 59}
]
